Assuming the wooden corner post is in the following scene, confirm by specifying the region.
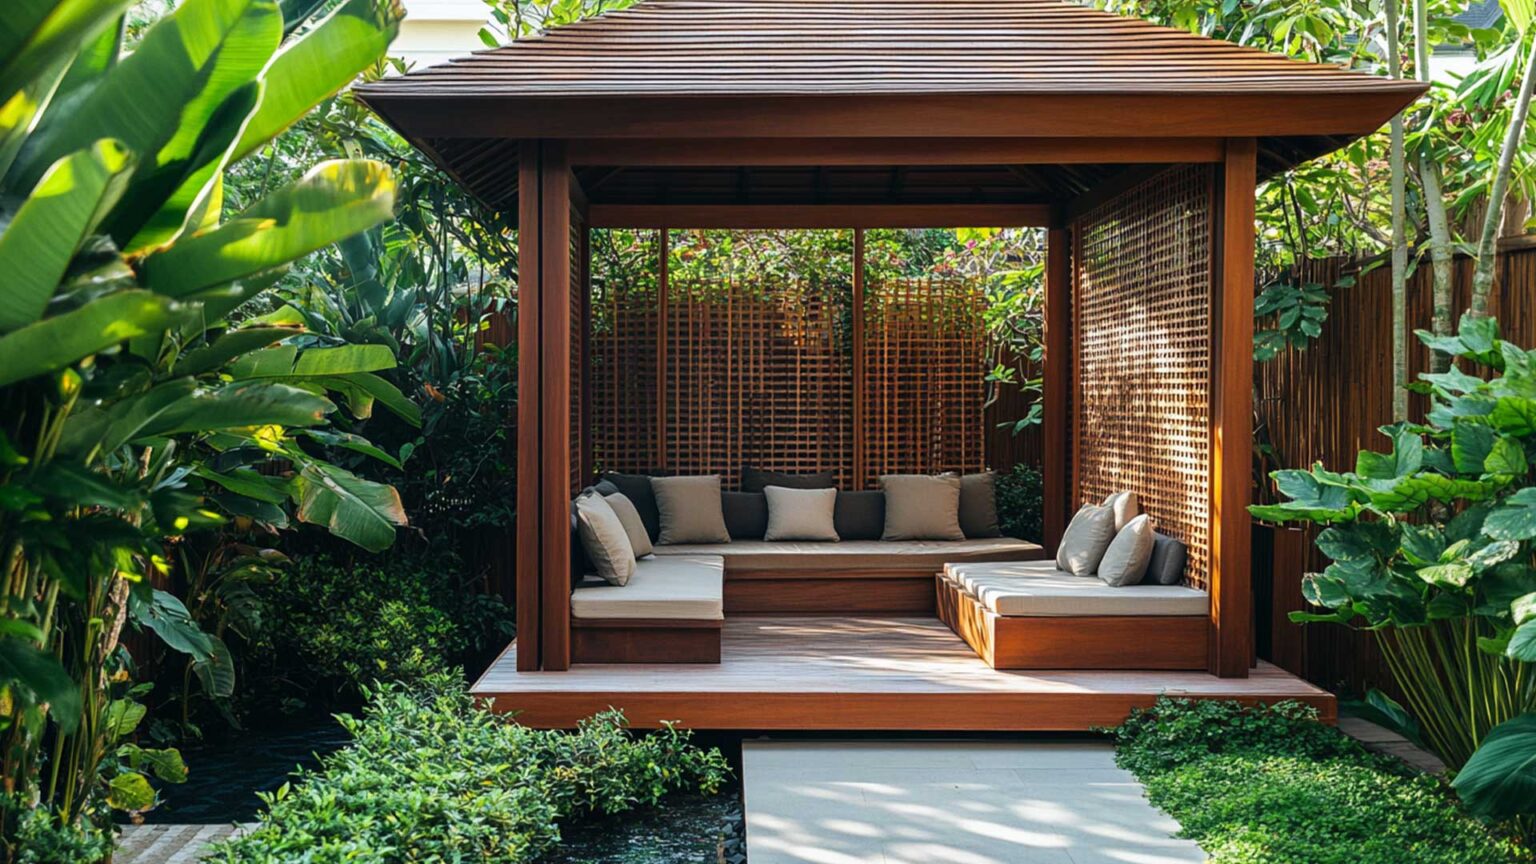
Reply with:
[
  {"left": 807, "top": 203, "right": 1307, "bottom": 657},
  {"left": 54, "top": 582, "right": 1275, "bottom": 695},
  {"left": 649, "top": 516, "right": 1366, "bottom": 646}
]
[
  {"left": 1042, "top": 225, "right": 1071, "bottom": 551},
  {"left": 540, "top": 141, "right": 574, "bottom": 671},
  {"left": 1210, "top": 138, "right": 1257, "bottom": 678},
  {"left": 515, "top": 142, "right": 543, "bottom": 671}
]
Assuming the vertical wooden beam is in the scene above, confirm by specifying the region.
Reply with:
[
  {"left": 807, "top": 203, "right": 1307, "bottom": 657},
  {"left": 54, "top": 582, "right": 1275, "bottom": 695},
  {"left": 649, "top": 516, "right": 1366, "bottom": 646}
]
[
  {"left": 1211, "top": 139, "right": 1257, "bottom": 678},
  {"left": 540, "top": 140, "right": 573, "bottom": 671},
  {"left": 656, "top": 228, "right": 670, "bottom": 471},
  {"left": 1069, "top": 227, "right": 1084, "bottom": 513},
  {"left": 1042, "top": 225, "right": 1071, "bottom": 551},
  {"left": 579, "top": 223, "right": 594, "bottom": 486},
  {"left": 515, "top": 141, "right": 543, "bottom": 672},
  {"left": 852, "top": 228, "right": 867, "bottom": 489}
]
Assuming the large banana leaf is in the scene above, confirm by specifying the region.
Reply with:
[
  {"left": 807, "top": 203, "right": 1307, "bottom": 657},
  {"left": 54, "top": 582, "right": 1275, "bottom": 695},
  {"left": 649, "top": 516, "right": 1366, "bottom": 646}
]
[
  {"left": 171, "top": 326, "right": 294, "bottom": 377},
  {"left": 318, "top": 371, "right": 422, "bottom": 425},
  {"left": 228, "top": 344, "right": 396, "bottom": 378},
  {"left": 12, "top": 0, "right": 281, "bottom": 199},
  {"left": 294, "top": 462, "right": 406, "bottom": 552},
  {"left": 138, "top": 159, "right": 395, "bottom": 298},
  {"left": 0, "top": 139, "right": 134, "bottom": 331},
  {"left": 0, "top": 290, "right": 189, "bottom": 388},
  {"left": 53, "top": 14, "right": 123, "bottom": 104},
  {"left": 232, "top": 0, "right": 404, "bottom": 161},
  {"left": 137, "top": 381, "right": 335, "bottom": 438},
  {"left": 0, "top": 0, "right": 134, "bottom": 110},
  {"left": 0, "top": 635, "right": 81, "bottom": 733}
]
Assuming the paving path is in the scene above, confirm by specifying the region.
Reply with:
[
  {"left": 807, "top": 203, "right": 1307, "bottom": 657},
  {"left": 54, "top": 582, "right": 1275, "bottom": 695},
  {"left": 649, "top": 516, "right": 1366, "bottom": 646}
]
[
  {"left": 116, "top": 823, "right": 246, "bottom": 863},
  {"left": 742, "top": 740, "right": 1206, "bottom": 864}
]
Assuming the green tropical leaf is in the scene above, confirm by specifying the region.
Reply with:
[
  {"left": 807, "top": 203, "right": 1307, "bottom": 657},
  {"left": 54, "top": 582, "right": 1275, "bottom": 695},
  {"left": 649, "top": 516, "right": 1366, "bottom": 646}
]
[
  {"left": 1485, "top": 435, "right": 1529, "bottom": 476},
  {"left": 194, "top": 466, "right": 290, "bottom": 504},
  {"left": 171, "top": 327, "right": 294, "bottom": 377},
  {"left": 118, "top": 744, "right": 188, "bottom": 784},
  {"left": 293, "top": 462, "right": 405, "bottom": 552},
  {"left": 0, "top": 139, "right": 134, "bottom": 331},
  {"left": 322, "top": 371, "right": 421, "bottom": 425},
  {"left": 1355, "top": 429, "right": 1423, "bottom": 479},
  {"left": 129, "top": 589, "right": 214, "bottom": 661},
  {"left": 1451, "top": 421, "right": 1495, "bottom": 473},
  {"left": 58, "top": 379, "right": 197, "bottom": 457},
  {"left": 296, "top": 429, "right": 400, "bottom": 468},
  {"left": 1510, "top": 621, "right": 1536, "bottom": 662},
  {"left": 233, "top": 0, "right": 404, "bottom": 160},
  {"left": 1491, "top": 396, "right": 1536, "bottom": 436},
  {"left": 0, "top": 636, "right": 81, "bottom": 732},
  {"left": 102, "top": 698, "right": 147, "bottom": 743},
  {"left": 138, "top": 159, "right": 395, "bottom": 297},
  {"left": 106, "top": 772, "right": 155, "bottom": 812},
  {"left": 136, "top": 381, "right": 335, "bottom": 439},
  {"left": 1485, "top": 488, "right": 1536, "bottom": 542},
  {"left": 14, "top": 0, "right": 280, "bottom": 196},
  {"left": 1453, "top": 713, "right": 1536, "bottom": 820},
  {"left": 0, "top": 290, "right": 189, "bottom": 388},
  {"left": 192, "top": 633, "right": 235, "bottom": 698},
  {"left": 0, "top": 0, "right": 135, "bottom": 109},
  {"left": 228, "top": 344, "right": 395, "bottom": 378}
]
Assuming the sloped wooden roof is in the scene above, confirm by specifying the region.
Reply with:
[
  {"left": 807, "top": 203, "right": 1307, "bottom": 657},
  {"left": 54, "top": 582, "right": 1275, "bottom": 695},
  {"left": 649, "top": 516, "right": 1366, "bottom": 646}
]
[{"left": 357, "top": 0, "right": 1425, "bottom": 213}]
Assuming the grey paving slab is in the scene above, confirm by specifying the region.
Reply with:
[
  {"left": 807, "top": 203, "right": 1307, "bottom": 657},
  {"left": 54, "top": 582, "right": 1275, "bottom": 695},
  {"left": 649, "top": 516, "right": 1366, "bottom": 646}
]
[
  {"left": 744, "top": 741, "right": 1206, "bottom": 864},
  {"left": 116, "top": 823, "right": 247, "bottom": 864}
]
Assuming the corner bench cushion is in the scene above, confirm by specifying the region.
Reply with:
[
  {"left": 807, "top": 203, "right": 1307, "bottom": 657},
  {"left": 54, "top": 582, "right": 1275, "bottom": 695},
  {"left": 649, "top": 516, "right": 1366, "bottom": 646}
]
[
  {"left": 652, "top": 537, "right": 1040, "bottom": 572},
  {"left": 943, "top": 560, "right": 1208, "bottom": 617},
  {"left": 571, "top": 555, "right": 724, "bottom": 620}
]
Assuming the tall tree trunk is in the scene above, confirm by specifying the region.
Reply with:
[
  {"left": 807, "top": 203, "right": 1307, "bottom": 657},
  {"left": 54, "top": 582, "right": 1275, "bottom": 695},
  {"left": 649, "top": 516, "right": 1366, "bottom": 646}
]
[
  {"left": 1471, "top": 33, "right": 1536, "bottom": 317},
  {"left": 1414, "top": 0, "right": 1455, "bottom": 371},
  {"left": 1387, "top": 0, "right": 1409, "bottom": 421}
]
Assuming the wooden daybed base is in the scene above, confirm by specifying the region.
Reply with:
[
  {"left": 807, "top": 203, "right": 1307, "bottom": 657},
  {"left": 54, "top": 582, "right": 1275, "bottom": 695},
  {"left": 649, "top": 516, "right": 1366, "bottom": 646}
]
[
  {"left": 571, "top": 618, "right": 722, "bottom": 664},
  {"left": 935, "top": 563, "right": 1210, "bottom": 670}
]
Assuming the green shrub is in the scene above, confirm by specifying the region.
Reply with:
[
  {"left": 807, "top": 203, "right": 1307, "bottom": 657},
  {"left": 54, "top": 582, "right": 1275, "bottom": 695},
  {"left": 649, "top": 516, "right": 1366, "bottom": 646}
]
[
  {"left": 995, "top": 463, "right": 1043, "bottom": 543},
  {"left": 205, "top": 674, "right": 729, "bottom": 864},
  {"left": 255, "top": 550, "right": 514, "bottom": 699},
  {"left": 1112, "top": 698, "right": 1530, "bottom": 864}
]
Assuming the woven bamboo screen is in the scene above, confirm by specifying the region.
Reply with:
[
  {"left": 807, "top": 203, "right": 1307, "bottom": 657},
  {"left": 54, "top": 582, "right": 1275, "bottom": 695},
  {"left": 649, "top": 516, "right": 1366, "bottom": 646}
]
[
  {"left": 861, "top": 277, "right": 988, "bottom": 487},
  {"left": 1073, "top": 165, "right": 1214, "bottom": 589},
  {"left": 589, "top": 259, "right": 988, "bottom": 489}
]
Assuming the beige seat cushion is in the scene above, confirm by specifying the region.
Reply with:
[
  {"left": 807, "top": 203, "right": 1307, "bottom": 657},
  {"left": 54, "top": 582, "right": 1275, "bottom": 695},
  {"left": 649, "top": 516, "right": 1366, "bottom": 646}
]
[
  {"left": 571, "top": 555, "right": 724, "bottom": 620},
  {"left": 653, "top": 537, "right": 1041, "bottom": 572},
  {"left": 943, "top": 560, "right": 1208, "bottom": 617}
]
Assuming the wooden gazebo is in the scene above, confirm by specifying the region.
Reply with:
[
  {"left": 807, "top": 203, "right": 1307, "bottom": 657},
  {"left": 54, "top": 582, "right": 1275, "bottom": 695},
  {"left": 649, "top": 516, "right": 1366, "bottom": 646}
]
[{"left": 358, "top": 0, "right": 1422, "bottom": 729}]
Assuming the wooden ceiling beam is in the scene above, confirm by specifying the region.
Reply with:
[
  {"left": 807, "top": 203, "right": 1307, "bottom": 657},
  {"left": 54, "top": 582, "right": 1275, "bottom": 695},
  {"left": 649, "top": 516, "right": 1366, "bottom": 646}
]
[
  {"left": 567, "top": 136, "right": 1222, "bottom": 167},
  {"left": 586, "top": 202, "right": 1055, "bottom": 229}
]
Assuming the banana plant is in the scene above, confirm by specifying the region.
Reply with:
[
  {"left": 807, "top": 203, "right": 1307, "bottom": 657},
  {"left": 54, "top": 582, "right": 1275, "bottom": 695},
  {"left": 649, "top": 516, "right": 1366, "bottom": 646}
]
[{"left": 0, "top": 0, "right": 405, "bottom": 848}]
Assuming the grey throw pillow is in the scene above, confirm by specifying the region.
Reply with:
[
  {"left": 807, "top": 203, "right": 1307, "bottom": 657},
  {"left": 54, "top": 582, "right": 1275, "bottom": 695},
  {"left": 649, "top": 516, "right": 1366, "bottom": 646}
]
[
  {"left": 602, "top": 491, "right": 653, "bottom": 558},
  {"left": 959, "top": 471, "right": 1002, "bottom": 538},
  {"left": 1097, "top": 514, "right": 1155, "bottom": 587},
  {"left": 599, "top": 472, "right": 661, "bottom": 541},
  {"left": 652, "top": 475, "right": 731, "bottom": 545},
  {"left": 1145, "top": 532, "right": 1189, "bottom": 585},
  {"left": 1102, "top": 491, "right": 1141, "bottom": 532},
  {"left": 764, "top": 486, "right": 840, "bottom": 541},
  {"left": 575, "top": 493, "right": 637, "bottom": 586},
  {"left": 722, "top": 491, "right": 769, "bottom": 540},
  {"left": 741, "top": 467, "right": 836, "bottom": 494},
  {"left": 1056, "top": 504, "right": 1116, "bottom": 576},
  {"left": 880, "top": 474, "right": 964, "bottom": 541},
  {"left": 834, "top": 490, "right": 885, "bottom": 540}
]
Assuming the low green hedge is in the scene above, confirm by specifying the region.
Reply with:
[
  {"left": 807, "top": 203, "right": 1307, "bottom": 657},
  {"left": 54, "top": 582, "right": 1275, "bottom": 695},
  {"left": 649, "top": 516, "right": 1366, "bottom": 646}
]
[
  {"left": 204, "top": 673, "right": 730, "bottom": 863},
  {"left": 1111, "top": 698, "right": 1530, "bottom": 864}
]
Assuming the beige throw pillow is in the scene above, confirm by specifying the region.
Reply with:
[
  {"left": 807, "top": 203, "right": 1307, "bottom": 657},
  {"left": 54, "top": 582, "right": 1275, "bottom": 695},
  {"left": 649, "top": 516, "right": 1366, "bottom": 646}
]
[
  {"left": 575, "top": 493, "right": 637, "bottom": 586},
  {"left": 1056, "top": 504, "right": 1116, "bottom": 576},
  {"left": 603, "top": 492, "right": 653, "bottom": 558},
  {"left": 880, "top": 474, "right": 964, "bottom": 541},
  {"left": 764, "top": 486, "right": 839, "bottom": 542},
  {"left": 1098, "top": 514, "right": 1155, "bottom": 587},
  {"left": 1102, "top": 491, "right": 1141, "bottom": 531},
  {"left": 652, "top": 475, "right": 731, "bottom": 545}
]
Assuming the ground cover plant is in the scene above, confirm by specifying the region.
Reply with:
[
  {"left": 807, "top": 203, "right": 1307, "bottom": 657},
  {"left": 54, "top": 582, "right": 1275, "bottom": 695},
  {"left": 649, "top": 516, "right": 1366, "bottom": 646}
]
[
  {"left": 1111, "top": 698, "right": 1530, "bottom": 864},
  {"left": 204, "top": 673, "right": 730, "bottom": 864}
]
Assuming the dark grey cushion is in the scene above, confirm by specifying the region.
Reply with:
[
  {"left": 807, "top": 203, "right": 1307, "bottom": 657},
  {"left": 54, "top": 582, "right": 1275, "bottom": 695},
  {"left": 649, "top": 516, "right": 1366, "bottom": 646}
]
[
  {"left": 959, "top": 471, "right": 1001, "bottom": 538},
  {"left": 722, "top": 491, "right": 769, "bottom": 540},
  {"left": 1145, "top": 532, "right": 1188, "bottom": 585},
  {"left": 592, "top": 479, "right": 620, "bottom": 496},
  {"left": 741, "top": 467, "right": 836, "bottom": 494},
  {"left": 834, "top": 490, "right": 885, "bottom": 540},
  {"left": 571, "top": 503, "right": 593, "bottom": 586},
  {"left": 598, "top": 472, "right": 659, "bottom": 541}
]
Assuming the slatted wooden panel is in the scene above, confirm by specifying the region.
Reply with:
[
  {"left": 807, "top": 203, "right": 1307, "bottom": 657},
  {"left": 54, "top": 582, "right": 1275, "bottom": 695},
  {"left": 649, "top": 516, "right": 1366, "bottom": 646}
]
[
  {"left": 589, "top": 271, "right": 991, "bottom": 488},
  {"left": 1255, "top": 238, "right": 1536, "bottom": 694},
  {"left": 571, "top": 211, "right": 587, "bottom": 491},
  {"left": 1073, "top": 165, "right": 1214, "bottom": 589},
  {"left": 862, "top": 277, "right": 989, "bottom": 487}
]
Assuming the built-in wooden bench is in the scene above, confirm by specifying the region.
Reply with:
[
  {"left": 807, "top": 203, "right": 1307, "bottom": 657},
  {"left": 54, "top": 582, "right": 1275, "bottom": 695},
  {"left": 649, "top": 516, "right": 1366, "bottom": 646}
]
[
  {"left": 936, "top": 560, "right": 1210, "bottom": 670},
  {"left": 570, "top": 555, "right": 724, "bottom": 663},
  {"left": 653, "top": 538, "right": 1044, "bottom": 614}
]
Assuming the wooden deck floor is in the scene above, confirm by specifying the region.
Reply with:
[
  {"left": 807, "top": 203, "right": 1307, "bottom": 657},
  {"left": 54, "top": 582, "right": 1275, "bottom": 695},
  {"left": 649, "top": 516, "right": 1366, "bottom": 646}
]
[{"left": 473, "top": 617, "right": 1335, "bottom": 731}]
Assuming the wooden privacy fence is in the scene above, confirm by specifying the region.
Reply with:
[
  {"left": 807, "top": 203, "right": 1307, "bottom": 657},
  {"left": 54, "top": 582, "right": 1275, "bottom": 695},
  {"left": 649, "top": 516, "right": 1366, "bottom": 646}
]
[
  {"left": 588, "top": 272, "right": 992, "bottom": 488},
  {"left": 1255, "top": 238, "right": 1536, "bottom": 695}
]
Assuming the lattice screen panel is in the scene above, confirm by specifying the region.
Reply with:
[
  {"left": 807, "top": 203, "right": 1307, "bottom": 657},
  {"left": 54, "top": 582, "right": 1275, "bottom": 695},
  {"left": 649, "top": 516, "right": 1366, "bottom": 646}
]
[
  {"left": 861, "top": 277, "right": 988, "bottom": 488},
  {"left": 1074, "top": 165, "right": 1214, "bottom": 589},
  {"left": 589, "top": 233, "right": 663, "bottom": 476},
  {"left": 570, "top": 212, "right": 587, "bottom": 491}
]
